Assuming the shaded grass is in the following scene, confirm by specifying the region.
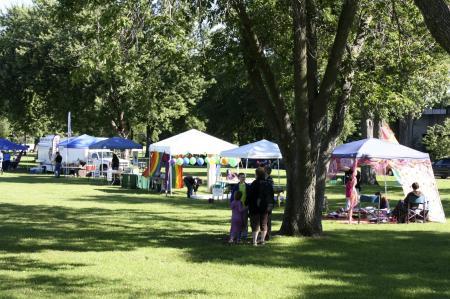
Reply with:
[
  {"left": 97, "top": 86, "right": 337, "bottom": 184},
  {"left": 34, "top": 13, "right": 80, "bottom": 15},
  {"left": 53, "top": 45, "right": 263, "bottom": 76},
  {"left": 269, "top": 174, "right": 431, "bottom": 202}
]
[{"left": 0, "top": 172, "right": 449, "bottom": 298}]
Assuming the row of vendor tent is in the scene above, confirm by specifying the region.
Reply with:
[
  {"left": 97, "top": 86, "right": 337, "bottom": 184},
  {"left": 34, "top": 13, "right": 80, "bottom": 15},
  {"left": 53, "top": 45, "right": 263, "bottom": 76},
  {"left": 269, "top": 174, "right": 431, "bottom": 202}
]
[
  {"left": 217, "top": 137, "right": 444, "bottom": 223},
  {"left": 58, "top": 134, "right": 142, "bottom": 150},
  {"left": 0, "top": 138, "right": 28, "bottom": 151},
  {"left": 149, "top": 129, "right": 282, "bottom": 159}
]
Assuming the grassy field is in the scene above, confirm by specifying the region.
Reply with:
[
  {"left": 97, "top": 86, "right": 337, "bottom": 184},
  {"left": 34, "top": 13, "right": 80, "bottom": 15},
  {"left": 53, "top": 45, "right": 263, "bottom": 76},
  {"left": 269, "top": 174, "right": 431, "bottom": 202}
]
[{"left": 0, "top": 170, "right": 450, "bottom": 298}]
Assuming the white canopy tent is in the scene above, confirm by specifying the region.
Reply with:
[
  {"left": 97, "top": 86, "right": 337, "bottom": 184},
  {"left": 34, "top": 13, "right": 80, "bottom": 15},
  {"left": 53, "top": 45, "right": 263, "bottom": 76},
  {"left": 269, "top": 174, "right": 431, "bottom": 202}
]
[
  {"left": 150, "top": 129, "right": 237, "bottom": 155},
  {"left": 220, "top": 139, "right": 282, "bottom": 184},
  {"left": 220, "top": 139, "right": 282, "bottom": 159},
  {"left": 149, "top": 129, "right": 238, "bottom": 193},
  {"left": 331, "top": 138, "right": 446, "bottom": 223},
  {"left": 332, "top": 138, "right": 429, "bottom": 160}
]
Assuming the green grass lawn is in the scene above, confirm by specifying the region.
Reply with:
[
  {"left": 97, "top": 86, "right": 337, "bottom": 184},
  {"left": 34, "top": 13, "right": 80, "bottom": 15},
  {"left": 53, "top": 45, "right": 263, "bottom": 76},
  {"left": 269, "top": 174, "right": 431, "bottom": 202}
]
[{"left": 1, "top": 171, "right": 450, "bottom": 298}]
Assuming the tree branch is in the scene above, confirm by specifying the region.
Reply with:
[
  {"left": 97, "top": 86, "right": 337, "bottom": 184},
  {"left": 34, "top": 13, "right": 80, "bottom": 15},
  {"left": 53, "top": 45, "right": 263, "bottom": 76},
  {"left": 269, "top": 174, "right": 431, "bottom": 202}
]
[
  {"left": 306, "top": 0, "right": 319, "bottom": 103},
  {"left": 414, "top": 0, "right": 450, "bottom": 54},
  {"left": 292, "top": 0, "right": 310, "bottom": 142},
  {"left": 312, "top": 0, "right": 359, "bottom": 127},
  {"left": 324, "top": 14, "right": 372, "bottom": 153},
  {"left": 232, "top": 0, "right": 294, "bottom": 144}
]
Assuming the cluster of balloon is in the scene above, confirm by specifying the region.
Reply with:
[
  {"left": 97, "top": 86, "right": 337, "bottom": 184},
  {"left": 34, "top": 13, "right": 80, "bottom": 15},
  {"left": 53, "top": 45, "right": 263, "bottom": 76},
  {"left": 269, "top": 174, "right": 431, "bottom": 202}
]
[{"left": 172, "top": 156, "right": 237, "bottom": 167}]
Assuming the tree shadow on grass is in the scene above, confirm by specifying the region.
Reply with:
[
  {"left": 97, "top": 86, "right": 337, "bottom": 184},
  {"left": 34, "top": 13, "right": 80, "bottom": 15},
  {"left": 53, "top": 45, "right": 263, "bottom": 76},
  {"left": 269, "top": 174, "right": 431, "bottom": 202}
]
[
  {"left": 0, "top": 273, "right": 121, "bottom": 297},
  {"left": 0, "top": 174, "right": 96, "bottom": 186},
  {"left": 0, "top": 202, "right": 227, "bottom": 254},
  {"left": 2, "top": 201, "right": 449, "bottom": 298},
  {"left": 0, "top": 256, "right": 88, "bottom": 272},
  {"left": 2, "top": 176, "right": 450, "bottom": 298},
  {"left": 73, "top": 188, "right": 232, "bottom": 211},
  {"left": 179, "top": 228, "right": 450, "bottom": 299}
]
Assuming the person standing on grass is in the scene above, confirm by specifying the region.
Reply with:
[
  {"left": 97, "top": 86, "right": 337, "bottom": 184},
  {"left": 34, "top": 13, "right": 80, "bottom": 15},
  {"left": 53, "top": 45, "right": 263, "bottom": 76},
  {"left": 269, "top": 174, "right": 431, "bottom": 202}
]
[
  {"left": 54, "top": 152, "right": 63, "bottom": 178},
  {"left": 230, "top": 173, "right": 250, "bottom": 240},
  {"left": 229, "top": 191, "right": 244, "bottom": 244},
  {"left": 0, "top": 151, "right": 3, "bottom": 174},
  {"left": 345, "top": 174, "right": 358, "bottom": 224},
  {"left": 112, "top": 153, "right": 120, "bottom": 170},
  {"left": 247, "top": 167, "right": 274, "bottom": 246},
  {"left": 264, "top": 165, "right": 274, "bottom": 241}
]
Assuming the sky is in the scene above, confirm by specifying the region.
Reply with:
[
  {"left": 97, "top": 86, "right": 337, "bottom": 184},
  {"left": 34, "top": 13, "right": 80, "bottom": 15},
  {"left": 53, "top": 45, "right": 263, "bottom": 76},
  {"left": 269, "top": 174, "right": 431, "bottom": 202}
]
[{"left": 0, "top": 0, "right": 34, "bottom": 13}]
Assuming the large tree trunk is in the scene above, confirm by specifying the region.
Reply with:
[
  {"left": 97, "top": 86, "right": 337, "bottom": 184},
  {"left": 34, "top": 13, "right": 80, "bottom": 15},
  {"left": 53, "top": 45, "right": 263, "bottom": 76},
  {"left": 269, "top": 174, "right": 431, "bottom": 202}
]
[
  {"left": 414, "top": 0, "right": 450, "bottom": 55},
  {"left": 280, "top": 152, "right": 322, "bottom": 237},
  {"left": 398, "top": 115, "right": 414, "bottom": 147},
  {"left": 232, "top": 0, "right": 360, "bottom": 237}
]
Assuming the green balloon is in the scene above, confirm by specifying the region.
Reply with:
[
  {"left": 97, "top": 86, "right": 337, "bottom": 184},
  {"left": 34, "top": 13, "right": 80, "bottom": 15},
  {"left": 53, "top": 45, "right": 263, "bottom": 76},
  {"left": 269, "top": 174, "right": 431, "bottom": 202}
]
[
  {"left": 229, "top": 158, "right": 237, "bottom": 167},
  {"left": 205, "top": 157, "right": 210, "bottom": 164},
  {"left": 189, "top": 157, "right": 196, "bottom": 165},
  {"left": 176, "top": 158, "right": 184, "bottom": 166}
]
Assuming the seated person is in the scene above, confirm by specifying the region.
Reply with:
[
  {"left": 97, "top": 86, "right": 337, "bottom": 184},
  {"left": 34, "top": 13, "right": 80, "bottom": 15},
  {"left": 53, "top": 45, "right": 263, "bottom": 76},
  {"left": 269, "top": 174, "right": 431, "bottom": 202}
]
[
  {"left": 375, "top": 192, "right": 390, "bottom": 209},
  {"left": 404, "top": 182, "right": 423, "bottom": 205},
  {"left": 183, "top": 176, "right": 202, "bottom": 198},
  {"left": 391, "top": 182, "right": 422, "bottom": 223},
  {"left": 10, "top": 151, "right": 24, "bottom": 170}
]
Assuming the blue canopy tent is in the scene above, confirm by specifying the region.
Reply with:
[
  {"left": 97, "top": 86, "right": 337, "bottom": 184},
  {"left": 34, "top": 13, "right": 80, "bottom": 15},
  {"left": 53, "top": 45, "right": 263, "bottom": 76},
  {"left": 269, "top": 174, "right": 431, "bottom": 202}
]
[
  {"left": 88, "top": 137, "right": 142, "bottom": 178},
  {"left": 0, "top": 138, "right": 28, "bottom": 151},
  {"left": 88, "top": 137, "right": 143, "bottom": 150},
  {"left": 58, "top": 134, "right": 104, "bottom": 148}
]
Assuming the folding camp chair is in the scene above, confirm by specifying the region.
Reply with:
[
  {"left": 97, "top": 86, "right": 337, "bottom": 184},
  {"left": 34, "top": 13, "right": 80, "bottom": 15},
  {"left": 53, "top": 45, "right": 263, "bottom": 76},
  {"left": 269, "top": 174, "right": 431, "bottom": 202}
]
[
  {"left": 212, "top": 182, "right": 227, "bottom": 200},
  {"left": 406, "top": 196, "right": 427, "bottom": 223}
]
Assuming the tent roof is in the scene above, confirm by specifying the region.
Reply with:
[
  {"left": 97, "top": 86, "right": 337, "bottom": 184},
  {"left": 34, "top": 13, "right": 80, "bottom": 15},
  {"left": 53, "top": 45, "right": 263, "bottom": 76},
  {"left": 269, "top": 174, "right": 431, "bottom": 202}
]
[
  {"left": 58, "top": 134, "right": 104, "bottom": 149},
  {"left": 89, "top": 136, "right": 143, "bottom": 150},
  {"left": 0, "top": 138, "right": 28, "bottom": 151},
  {"left": 332, "top": 138, "right": 429, "bottom": 160},
  {"left": 149, "top": 129, "right": 237, "bottom": 155},
  {"left": 220, "top": 139, "right": 282, "bottom": 159}
]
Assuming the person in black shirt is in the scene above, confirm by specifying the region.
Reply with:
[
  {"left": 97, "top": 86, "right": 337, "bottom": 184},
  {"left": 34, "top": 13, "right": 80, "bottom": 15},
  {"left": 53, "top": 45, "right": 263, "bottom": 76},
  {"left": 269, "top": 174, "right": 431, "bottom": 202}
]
[
  {"left": 54, "top": 152, "right": 62, "bottom": 177},
  {"left": 112, "top": 153, "right": 120, "bottom": 170},
  {"left": 247, "top": 167, "right": 274, "bottom": 246}
]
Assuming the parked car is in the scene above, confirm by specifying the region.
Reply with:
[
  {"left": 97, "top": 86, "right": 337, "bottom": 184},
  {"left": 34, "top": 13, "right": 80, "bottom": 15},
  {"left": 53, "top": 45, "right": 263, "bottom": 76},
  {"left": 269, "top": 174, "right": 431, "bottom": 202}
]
[{"left": 432, "top": 158, "right": 450, "bottom": 179}]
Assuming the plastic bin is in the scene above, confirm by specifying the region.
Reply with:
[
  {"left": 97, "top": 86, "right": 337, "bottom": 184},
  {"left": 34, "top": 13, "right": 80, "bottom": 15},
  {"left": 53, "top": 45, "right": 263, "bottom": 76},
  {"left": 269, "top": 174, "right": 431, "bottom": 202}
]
[
  {"left": 121, "top": 174, "right": 130, "bottom": 188},
  {"left": 137, "top": 175, "right": 149, "bottom": 189},
  {"left": 129, "top": 174, "right": 138, "bottom": 189}
]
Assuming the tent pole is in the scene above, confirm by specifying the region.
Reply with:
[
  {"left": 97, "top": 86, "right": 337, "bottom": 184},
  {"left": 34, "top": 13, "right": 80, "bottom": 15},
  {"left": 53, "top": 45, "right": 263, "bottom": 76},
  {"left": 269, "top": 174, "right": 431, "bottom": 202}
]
[
  {"left": 277, "top": 159, "right": 280, "bottom": 186},
  {"left": 169, "top": 154, "right": 172, "bottom": 196},
  {"left": 101, "top": 150, "right": 104, "bottom": 181},
  {"left": 380, "top": 163, "right": 387, "bottom": 224}
]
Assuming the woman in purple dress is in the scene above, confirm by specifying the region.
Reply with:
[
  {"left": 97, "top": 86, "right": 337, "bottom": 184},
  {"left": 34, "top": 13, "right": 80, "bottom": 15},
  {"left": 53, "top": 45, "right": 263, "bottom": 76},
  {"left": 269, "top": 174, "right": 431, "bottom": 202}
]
[{"left": 229, "top": 191, "right": 244, "bottom": 244}]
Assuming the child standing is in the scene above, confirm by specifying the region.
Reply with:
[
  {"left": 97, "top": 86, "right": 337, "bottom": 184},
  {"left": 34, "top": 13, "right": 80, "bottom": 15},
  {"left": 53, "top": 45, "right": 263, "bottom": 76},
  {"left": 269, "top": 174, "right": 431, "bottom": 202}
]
[
  {"left": 229, "top": 191, "right": 244, "bottom": 244},
  {"left": 345, "top": 175, "right": 358, "bottom": 224}
]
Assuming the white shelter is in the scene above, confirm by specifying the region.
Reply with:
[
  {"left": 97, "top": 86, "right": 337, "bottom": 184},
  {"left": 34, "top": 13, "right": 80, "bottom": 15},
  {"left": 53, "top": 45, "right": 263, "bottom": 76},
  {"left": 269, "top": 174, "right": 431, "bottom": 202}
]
[
  {"left": 220, "top": 139, "right": 282, "bottom": 159},
  {"left": 150, "top": 129, "right": 237, "bottom": 155},
  {"left": 150, "top": 129, "right": 237, "bottom": 192}
]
